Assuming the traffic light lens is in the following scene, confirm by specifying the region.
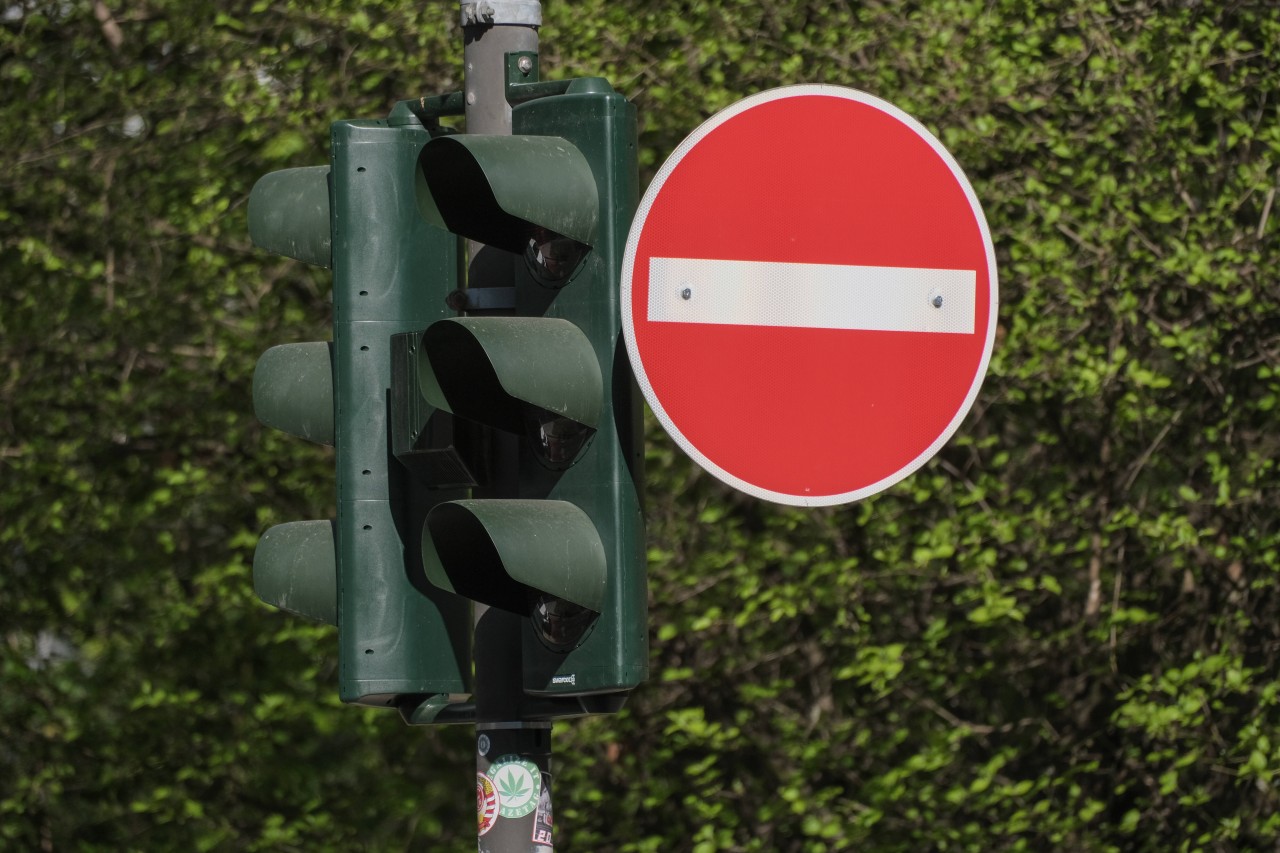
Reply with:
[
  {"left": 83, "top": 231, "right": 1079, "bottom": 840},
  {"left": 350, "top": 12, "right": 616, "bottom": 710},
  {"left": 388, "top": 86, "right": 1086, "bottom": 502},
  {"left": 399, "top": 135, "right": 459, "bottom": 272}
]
[
  {"left": 532, "top": 593, "right": 598, "bottom": 651},
  {"left": 526, "top": 407, "right": 595, "bottom": 470},
  {"left": 525, "top": 228, "right": 588, "bottom": 287}
]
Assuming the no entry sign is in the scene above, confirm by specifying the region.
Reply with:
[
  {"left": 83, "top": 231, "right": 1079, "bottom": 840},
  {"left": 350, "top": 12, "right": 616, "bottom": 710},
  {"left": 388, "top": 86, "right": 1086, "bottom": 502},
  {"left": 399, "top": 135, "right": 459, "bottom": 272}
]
[{"left": 620, "top": 86, "right": 998, "bottom": 507}]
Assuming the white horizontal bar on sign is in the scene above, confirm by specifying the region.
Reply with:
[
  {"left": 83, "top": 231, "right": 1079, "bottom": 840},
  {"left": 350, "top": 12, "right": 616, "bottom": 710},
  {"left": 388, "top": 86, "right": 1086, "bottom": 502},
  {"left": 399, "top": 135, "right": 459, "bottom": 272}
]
[{"left": 648, "top": 257, "right": 977, "bottom": 335}]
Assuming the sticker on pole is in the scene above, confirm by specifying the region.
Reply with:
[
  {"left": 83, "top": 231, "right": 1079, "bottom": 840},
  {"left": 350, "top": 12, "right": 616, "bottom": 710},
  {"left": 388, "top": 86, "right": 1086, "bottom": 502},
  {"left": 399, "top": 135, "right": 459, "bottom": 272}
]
[
  {"left": 621, "top": 85, "right": 998, "bottom": 507},
  {"left": 489, "top": 756, "right": 541, "bottom": 819},
  {"left": 477, "top": 773, "right": 499, "bottom": 836}
]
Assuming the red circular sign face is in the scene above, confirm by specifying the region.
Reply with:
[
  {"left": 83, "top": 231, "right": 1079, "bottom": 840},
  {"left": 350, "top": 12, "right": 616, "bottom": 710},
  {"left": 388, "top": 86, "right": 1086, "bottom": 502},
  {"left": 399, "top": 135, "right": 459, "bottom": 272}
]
[{"left": 621, "top": 86, "right": 997, "bottom": 506}]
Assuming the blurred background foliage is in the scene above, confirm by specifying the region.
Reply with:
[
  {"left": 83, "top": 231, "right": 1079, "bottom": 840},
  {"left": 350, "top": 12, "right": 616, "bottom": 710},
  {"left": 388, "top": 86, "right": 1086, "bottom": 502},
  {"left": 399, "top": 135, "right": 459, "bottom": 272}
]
[{"left": 2, "top": 0, "right": 1279, "bottom": 850}]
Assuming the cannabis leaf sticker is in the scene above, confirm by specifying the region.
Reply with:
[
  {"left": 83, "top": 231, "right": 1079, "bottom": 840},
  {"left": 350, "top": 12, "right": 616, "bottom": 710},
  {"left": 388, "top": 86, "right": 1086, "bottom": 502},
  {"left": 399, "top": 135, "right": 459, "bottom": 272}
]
[
  {"left": 490, "top": 757, "right": 541, "bottom": 818},
  {"left": 497, "top": 769, "right": 531, "bottom": 802}
]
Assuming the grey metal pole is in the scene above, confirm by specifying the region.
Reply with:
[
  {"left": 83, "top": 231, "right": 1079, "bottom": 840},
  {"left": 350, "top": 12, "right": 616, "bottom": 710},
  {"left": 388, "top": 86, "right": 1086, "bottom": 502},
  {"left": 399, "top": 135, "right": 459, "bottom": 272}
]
[
  {"left": 461, "top": 1, "right": 539, "bottom": 134},
  {"left": 461, "top": 4, "right": 556, "bottom": 851}
]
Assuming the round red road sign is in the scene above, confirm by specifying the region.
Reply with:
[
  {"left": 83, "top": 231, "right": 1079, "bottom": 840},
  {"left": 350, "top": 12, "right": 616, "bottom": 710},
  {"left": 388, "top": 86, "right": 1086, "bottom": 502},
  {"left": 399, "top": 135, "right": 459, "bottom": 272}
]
[{"left": 621, "top": 85, "right": 997, "bottom": 507}]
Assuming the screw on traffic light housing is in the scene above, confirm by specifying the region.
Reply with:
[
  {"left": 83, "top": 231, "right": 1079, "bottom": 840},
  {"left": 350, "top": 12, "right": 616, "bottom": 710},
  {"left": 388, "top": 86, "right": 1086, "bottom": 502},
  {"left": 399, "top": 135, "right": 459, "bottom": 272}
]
[
  {"left": 409, "top": 66, "right": 647, "bottom": 704},
  {"left": 248, "top": 104, "right": 472, "bottom": 712}
]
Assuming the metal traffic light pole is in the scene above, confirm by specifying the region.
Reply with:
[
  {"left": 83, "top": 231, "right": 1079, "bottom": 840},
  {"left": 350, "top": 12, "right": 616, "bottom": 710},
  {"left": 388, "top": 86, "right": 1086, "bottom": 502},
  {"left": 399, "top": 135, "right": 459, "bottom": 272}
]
[{"left": 461, "top": 3, "right": 556, "bottom": 850}]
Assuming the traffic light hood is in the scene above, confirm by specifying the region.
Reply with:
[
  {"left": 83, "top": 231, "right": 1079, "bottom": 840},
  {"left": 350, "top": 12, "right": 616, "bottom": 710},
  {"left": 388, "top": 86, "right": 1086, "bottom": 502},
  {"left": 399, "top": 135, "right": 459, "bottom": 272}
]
[
  {"left": 247, "top": 165, "right": 332, "bottom": 268},
  {"left": 415, "top": 134, "right": 597, "bottom": 255},
  {"left": 252, "top": 519, "right": 337, "bottom": 625},
  {"left": 422, "top": 499, "right": 607, "bottom": 615},
  {"left": 418, "top": 316, "right": 602, "bottom": 436},
  {"left": 252, "top": 342, "right": 335, "bottom": 446}
]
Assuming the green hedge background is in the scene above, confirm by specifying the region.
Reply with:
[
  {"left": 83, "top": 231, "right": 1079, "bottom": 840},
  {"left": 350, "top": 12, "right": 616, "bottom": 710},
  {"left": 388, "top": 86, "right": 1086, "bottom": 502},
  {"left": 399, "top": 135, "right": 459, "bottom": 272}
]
[{"left": 3, "top": 1, "right": 1279, "bottom": 849}]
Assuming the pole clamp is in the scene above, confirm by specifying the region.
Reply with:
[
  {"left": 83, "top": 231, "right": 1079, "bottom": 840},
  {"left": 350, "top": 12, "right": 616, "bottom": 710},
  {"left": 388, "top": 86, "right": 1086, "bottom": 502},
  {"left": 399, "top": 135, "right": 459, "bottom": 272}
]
[{"left": 459, "top": 1, "right": 541, "bottom": 26}]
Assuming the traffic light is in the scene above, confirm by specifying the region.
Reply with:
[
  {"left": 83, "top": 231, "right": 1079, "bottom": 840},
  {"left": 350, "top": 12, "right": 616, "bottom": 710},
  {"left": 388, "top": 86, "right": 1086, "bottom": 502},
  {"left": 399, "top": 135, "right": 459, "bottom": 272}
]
[
  {"left": 249, "top": 103, "right": 472, "bottom": 711},
  {"left": 410, "top": 67, "right": 646, "bottom": 702}
]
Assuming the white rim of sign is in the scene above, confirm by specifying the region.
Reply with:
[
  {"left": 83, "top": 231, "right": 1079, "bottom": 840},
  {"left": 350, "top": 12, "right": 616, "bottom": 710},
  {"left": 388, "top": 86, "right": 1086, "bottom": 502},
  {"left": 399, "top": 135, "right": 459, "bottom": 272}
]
[{"left": 620, "top": 84, "right": 999, "bottom": 508}]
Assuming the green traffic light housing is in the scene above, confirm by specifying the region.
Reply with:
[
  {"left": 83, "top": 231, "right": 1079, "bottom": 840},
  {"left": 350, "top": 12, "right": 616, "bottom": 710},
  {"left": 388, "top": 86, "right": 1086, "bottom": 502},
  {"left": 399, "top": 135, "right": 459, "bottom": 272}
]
[
  {"left": 411, "top": 75, "right": 647, "bottom": 700},
  {"left": 248, "top": 111, "right": 474, "bottom": 715}
]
